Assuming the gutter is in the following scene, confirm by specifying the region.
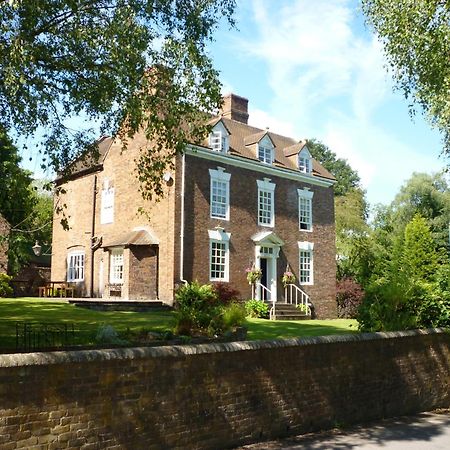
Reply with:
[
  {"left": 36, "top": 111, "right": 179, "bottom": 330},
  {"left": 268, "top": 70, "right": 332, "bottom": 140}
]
[
  {"left": 90, "top": 175, "right": 97, "bottom": 297},
  {"left": 179, "top": 153, "right": 188, "bottom": 285},
  {"left": 185, "top": 144, "right": 336, "bottom": 187}
]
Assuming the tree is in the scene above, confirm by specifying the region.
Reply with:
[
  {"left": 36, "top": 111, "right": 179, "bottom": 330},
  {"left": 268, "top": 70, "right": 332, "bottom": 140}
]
[
  {"left": 307, "top": 139, "right": 361, "bottom": 196},
  {"left": 0, "top": 129, "right": 36, "bottom": 230},
  {"left": 362, "top": 1, "right": 450, "bottom": 154},
  {"left": 358, "top": 204, "right": 449, "bottom": 331},
  {"left": 401, "top": 214, "right": 439, "bottom": 282},
  {"left": 0, "top": 129, "right": 53, "bottom": 273},
  {"left": 307, "top": 139, "right": 370, "bottom": 282},
  {"left": 374, "top": 172, "right": 450, "bottom": 250},
  {"left": 335, "top": 189, "right": 373, "bottom": 283},
  {"left": 0, "top": 0, "right": 236, "bottom": 198}
]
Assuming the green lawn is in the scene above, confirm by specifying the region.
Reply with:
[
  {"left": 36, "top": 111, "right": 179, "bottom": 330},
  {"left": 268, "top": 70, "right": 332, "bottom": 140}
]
[
  {"left": 0, "top": 298, "right": 358, "bottom": 351},
  {"left": 0, "top": 297, "right": 176, "bottom": 350},
  {"left": 246, "top": 317, "right": 358, "bottom": 340}
]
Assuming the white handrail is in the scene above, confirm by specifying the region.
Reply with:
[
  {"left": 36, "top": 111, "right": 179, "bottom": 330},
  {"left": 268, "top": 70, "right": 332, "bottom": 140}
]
[
  {"left": 252, "top": 282, "right": 276, "bottom": 320},
  {"left": 284, "top": 284, "right": 311, "bottom": 315}
]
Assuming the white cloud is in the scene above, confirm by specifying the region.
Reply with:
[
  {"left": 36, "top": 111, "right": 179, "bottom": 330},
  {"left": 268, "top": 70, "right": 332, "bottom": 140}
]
[
  {"left": 248, "top": 107, "right": 297, "bottom": 138},
  {"left": 226, "top": 0, "right": 442, "bottom": 206},
  {"left": 242, "top": 0, "right": 388, "bottom": 126},
  {"left": 323, "top": 117, "right": 442, "bottom": 206}
]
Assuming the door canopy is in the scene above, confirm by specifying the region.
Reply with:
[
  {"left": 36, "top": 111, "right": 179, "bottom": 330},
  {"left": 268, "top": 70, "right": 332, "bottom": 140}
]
[{"left": 251, "top": 231, "right": 285, "bottom": 247}]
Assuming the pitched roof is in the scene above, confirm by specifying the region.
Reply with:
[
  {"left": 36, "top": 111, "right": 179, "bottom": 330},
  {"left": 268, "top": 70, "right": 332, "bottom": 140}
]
[
  {"left": 103, "top": 229, "right": 159, "bottom": 248},
  {"left": 56, "top": 136, "right": 113, "bottom": 182},
  {"left": 243, "top": 130, "right": 268, "bottom": 146},
  {"left": 207, "top": 118, "right": 335, "bottom": 181}
]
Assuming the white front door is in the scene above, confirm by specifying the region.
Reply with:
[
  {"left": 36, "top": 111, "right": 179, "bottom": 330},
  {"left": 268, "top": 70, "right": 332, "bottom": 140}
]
[{"left": 255, "top": 245, "right": 279, "bottom": 301}]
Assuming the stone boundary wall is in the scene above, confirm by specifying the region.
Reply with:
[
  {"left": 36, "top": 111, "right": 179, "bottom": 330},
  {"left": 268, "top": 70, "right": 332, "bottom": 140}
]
[{"left": 0, "top": 329, "right": 449, "bottom": 450}]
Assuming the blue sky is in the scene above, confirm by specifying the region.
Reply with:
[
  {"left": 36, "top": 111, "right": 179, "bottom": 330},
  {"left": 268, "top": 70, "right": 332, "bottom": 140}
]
[
  {"left": 208, "top": 0, "right": 445, "bottom": 208},
  {"left": 22, "top": 0, "right": 445, "bottom": 209}
]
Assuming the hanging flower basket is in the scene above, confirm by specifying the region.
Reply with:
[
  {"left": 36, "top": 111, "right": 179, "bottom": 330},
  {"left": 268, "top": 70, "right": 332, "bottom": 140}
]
[
  {"left": 282, "top": 270, "right": 296, "bottom": 287},
  {"left": 246, "top": 265, "right": 262, "bottom": 285}
]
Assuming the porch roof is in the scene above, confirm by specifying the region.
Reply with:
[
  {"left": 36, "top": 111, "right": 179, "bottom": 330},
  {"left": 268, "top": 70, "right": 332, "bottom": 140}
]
[
  {"left": 251, "top": 231, "right": 285, "bottom": 246},
  {"left": 102, "top": 229, "right": 159, "bottom": 248}
]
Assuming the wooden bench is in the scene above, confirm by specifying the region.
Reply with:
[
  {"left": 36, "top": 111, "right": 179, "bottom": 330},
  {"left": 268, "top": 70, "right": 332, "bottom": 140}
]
[
  {"left": 38, "top": 282, "right": 76, "bottom": 298},
  {"left": 56, "top": 284, "right": 75, "bottom": 298}
]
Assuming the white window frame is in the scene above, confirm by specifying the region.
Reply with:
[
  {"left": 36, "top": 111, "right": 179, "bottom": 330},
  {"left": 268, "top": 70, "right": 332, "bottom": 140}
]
[
  {"left": 298, "top": 148, "right": 312, "bottom": 174},
  {"left": 257, "top": 178, "right": 276, "bottom": 227},
  {"left": 100, "top": 180, "right": 115, "bottom": 224},
  {"left": 208, "top": 229, "right": 230, "bottom": 282},
  {"left": 298, "top": 188, "right": 314, "bottom": 231},
  {"left": 67, "top": 251, "right": 85, "bottom": 282},
  {"left": 109, "top": 248, "right": 124, "bottom": 284},
  {"left": 209, "top": 167, "right": 231, "bottom": 220},
  {"left": 209, "top": 122, "right": 229, "bottom": 153},
  {"left": 258, "top": 145, "right": 273, "bottom": 164},
  {"left": 298, "top": 241, "right": 314, "bottom": 285},
  {"left": 258, "top": 135, "right": 274, "bottom": 165}
]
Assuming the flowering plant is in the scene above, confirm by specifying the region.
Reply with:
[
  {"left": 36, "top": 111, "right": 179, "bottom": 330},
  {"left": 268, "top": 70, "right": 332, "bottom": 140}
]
[
  {"left": 282, "top": 270, "right": 296, "bottom": 286},
  {"left": 245, "top": 265, "right": 262, "bottom": 285}
]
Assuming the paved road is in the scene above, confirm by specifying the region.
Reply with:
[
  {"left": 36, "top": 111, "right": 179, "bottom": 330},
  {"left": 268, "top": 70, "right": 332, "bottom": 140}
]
[{"left": 237, "top": 412, "right": 450, "bottom": 449}]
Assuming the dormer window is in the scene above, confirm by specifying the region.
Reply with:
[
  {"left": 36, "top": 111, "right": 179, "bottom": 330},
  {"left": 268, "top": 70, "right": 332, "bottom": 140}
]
[
  {"left": 298, "top": 147, "right": 312, "bottom": 173},
  {"left": 258, "top": 135, "right": 274, "bottom": 165},
  {"left": 258, "top": 145, "right": 273, "bottom": 164},
  {"left": 209, "top": 122, "right": 229, "bottom": 153}
]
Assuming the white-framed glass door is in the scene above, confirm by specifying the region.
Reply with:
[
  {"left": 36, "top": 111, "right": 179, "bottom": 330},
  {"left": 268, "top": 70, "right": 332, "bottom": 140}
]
[{"left": 255, "top": 245, "right": 279, "bottom": 301}]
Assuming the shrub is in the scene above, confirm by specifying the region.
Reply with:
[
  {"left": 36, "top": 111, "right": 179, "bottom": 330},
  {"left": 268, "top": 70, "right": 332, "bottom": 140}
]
[
  {"left": 174, "top": 281, "right": 220, "bottom": 336},
  {"left": 296, "top": 303, "right": 309, "bottom": 314},
  {"left": 175, "top": 280, "right": 217, "bottom": 310},
  {"left": 212, "top": 282, "right": 241, "bottom": 305},
  {"left": 416, "top": 266, "right": 450, "bottom": 328},
  {"left": 417, "top": 294, "right": 450, "bottom": 328},
  {"left": 244, "top": 299, "right": 269, "bottom": 318},
  {"left": 336, "top": 278, "right": 364, "bottom": 318},
  {"left": 174, "top": 282, "right": 248, "bottom": 337},
  {"left": 95, "top": 324, "right": 128, "bottom": 345},
  {"left": 222, "top": 302, "right": 247, "bottom": 329},
  {"left": 357, "top": 278, "right": 418, "bottom": 332},
  {"left": 0, "top": 273, "right": 13, "bottom": 298}
]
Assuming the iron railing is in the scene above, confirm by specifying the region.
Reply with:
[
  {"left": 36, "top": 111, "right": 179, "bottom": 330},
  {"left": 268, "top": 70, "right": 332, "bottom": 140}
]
[{"left": 15, "top": 322, "right": 75, "bottom": 352}]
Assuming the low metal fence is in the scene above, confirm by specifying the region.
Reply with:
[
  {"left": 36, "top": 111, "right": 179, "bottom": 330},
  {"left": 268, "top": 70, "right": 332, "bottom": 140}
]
[{"left": 15, "top": 322, "right": 75, "bottom": 352}]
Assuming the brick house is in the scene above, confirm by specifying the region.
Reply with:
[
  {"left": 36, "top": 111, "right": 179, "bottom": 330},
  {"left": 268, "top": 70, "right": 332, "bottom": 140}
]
[{"left": 51, "top": 94, "right": 337, "bottom": 318}]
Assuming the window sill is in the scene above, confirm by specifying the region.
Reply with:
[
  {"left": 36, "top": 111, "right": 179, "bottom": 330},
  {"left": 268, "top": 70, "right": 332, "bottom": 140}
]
[{"left": 210, "top": 216, "right": 230, "bottom": 221}]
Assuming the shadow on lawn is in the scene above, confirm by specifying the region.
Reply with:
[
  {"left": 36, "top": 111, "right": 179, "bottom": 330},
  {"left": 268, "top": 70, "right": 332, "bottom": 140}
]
[
  {"left": 0, "top": 299, "right": 177, "bottom": 351},
  {"left": 246, "top": 318, "right": 358, "bottom": 341}
]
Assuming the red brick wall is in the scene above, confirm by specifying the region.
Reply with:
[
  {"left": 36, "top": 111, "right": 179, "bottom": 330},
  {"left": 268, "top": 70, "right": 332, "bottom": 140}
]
[
  {"left": 181, "top": 154, "right": 336, "bottom": 318},
  {"left": 52, "top": 135, "right": 177, "bottom": 302},
  {"left": 0, "top": 330, "right": 448, "bottom": 449},
  {"left": 128, "top": 246, "right": 158, "bottom": 299}
]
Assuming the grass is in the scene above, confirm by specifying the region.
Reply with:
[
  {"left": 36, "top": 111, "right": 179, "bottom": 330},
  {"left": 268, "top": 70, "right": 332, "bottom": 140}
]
[
  {"left": 0, "top": 297, "right": 176, "bottom": 350},
  {"left": 0, "top": 298, "right": 358, "bottom": 351},
  {"left": 246, "top": 317, "right": 358, "bottom": 341}
]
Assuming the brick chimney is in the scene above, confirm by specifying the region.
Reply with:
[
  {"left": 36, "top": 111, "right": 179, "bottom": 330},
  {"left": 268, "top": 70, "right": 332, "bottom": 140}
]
[{"left": 220, "top": 93, "right": 249, "bottom": 124}]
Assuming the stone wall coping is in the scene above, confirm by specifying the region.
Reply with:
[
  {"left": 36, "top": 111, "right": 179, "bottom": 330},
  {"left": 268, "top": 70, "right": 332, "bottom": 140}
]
[{"left": 1, "top": 328, "right": 447, "bottom": 368}]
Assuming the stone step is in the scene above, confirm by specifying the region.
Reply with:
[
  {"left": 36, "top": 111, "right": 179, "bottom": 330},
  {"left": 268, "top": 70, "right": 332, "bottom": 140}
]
[
  {"left": 267, "top": 302, "right": 311, "bottom": 320},
  {"left": 274, "top": 314, "right": 311, "bottom": 321},
  {"left": 69, "top": 299, "right": 171, "bottom": 312}
]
